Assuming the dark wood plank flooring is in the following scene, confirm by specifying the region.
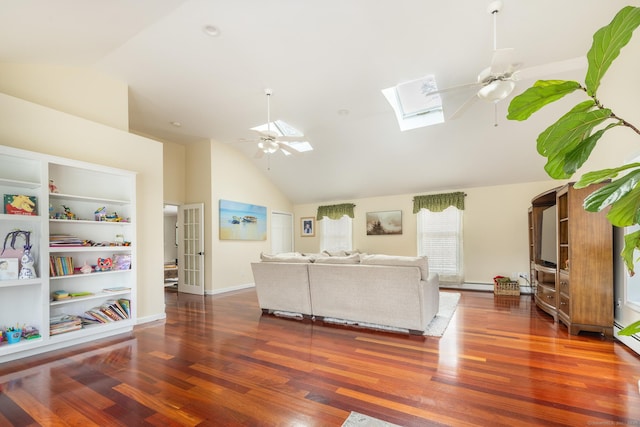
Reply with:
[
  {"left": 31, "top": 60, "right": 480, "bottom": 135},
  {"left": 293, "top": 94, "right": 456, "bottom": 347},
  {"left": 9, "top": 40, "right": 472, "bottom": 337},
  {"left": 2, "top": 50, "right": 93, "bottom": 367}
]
[{"left": 0, "top": 289, "right": 639, "bottom": 426}]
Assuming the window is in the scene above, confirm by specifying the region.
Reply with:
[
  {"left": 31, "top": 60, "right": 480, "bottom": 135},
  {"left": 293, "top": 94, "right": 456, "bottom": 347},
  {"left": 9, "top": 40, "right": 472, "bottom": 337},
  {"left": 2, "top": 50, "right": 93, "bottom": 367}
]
[
  {"left": 417, "top": 206, "right": 463, "bottom": 284},
  {"left": 320, "top": 215, "right": 352, "bottom": 253}
]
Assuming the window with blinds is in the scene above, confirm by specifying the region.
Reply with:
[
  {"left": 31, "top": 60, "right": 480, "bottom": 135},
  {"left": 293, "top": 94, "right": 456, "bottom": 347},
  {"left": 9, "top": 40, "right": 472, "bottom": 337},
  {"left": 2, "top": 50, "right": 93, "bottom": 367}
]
[
  {"left": 417, "top": 206, "right": 463, "bottom": 284},
  {"left": 320, "top": 215, "right": 353, "bottom": 253}
]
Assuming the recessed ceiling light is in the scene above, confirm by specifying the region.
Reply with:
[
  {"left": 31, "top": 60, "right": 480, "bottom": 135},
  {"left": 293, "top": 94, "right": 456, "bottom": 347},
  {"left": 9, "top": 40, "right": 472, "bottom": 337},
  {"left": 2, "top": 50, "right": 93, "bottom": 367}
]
[
  {"left": 203, "top": 25, "right": 220, "bottom": 37},
  {"left": 170, "top": 121, "right": 182, "bottom": 127}
]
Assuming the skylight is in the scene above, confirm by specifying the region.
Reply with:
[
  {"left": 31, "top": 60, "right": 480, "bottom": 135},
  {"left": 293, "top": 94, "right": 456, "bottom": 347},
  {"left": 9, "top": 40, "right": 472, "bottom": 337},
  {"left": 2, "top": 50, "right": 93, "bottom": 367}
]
[
  {"left": 251, "top": 120, "right": 313, "bottom": 155},
  {"left": 382, "top": 75, "right": 445, "bottom": 131}
]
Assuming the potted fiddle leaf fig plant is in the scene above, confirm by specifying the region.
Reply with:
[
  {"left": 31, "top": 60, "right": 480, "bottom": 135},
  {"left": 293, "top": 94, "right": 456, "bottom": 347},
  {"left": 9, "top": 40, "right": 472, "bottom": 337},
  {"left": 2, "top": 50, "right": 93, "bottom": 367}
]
[{"left": 507, "top": 6, "right": 640, "bottom": 336}]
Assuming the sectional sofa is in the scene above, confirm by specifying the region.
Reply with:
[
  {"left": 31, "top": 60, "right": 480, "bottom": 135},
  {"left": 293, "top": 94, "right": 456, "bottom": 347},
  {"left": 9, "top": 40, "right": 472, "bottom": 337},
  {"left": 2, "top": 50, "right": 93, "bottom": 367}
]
[{"left": 251, "top": 252, "right": 440, "bottom": 334}]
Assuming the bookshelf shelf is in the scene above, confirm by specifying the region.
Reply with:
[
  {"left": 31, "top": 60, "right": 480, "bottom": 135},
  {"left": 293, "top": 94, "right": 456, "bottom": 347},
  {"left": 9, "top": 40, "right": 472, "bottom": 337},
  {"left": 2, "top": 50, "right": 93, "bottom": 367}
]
[{"left": 50, "top": 290, "right": 131, "bottom": 306}]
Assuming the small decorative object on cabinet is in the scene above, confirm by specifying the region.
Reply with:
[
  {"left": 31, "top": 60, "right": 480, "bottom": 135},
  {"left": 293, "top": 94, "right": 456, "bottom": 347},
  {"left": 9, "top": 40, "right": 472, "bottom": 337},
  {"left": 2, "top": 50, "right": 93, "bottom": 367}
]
[
  {"left": 0, "top": 144, "right": 136, "bottom": 363},
  {"left": 530, "top": 183, "right": 613, "bottom": 336}
]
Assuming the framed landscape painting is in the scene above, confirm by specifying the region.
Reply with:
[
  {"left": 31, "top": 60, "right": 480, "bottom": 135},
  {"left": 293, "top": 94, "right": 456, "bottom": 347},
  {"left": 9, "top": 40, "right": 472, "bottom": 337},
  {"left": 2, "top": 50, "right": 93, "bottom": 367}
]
[
  {"left": 219, "top": 199, "right": 267, "bottom": 240},
  {"left": 366, "top": 210, "right": 402, "bottom": 235}
]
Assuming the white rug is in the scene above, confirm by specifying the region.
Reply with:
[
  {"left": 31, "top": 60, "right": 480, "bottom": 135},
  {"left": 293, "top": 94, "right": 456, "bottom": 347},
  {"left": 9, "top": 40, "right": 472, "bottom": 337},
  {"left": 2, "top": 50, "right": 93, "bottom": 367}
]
[
  {"left": 342, "top": 411, "right": 402, "bottom": 427},
  {"left": 323, "top": 292, "right": 460, "bottom": 337},
  {"left": 423, "top": 291, "right": 460, "bottom": 337}
]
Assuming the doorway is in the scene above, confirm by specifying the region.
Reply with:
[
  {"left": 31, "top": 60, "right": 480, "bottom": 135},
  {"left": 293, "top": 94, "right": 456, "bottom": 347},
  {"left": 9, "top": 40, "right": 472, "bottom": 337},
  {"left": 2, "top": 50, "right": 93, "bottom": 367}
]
[
  {"left": 163, "top": 204, "right": 179, "bottom": 291},
  {"left": 271, "top": 211, "right": 294, "bottom": 254}
]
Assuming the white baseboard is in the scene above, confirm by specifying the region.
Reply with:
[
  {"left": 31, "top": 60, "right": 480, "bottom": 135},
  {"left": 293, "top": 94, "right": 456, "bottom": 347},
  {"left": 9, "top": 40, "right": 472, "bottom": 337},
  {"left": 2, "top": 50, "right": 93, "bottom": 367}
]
[
  {"left": 205, "top": 282, "right": 255, "bottom": 296},
  {"left": 136, "top": 312, "right": 166, "bottom": 325}
]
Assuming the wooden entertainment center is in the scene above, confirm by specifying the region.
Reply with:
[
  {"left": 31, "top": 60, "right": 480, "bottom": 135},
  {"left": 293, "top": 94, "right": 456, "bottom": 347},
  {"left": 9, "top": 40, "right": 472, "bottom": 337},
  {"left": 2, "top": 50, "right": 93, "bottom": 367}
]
[{"left": 529, "top": 183, "right": 613, "bottom": 337}]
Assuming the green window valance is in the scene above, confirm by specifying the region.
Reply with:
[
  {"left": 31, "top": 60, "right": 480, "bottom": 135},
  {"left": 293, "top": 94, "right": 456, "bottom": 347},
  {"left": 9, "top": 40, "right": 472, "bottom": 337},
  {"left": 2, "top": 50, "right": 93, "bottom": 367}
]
[
  {"left": 413, "top": 191, "right": 465, "bottom": 213},
  {"left": 316, "top": 203, "right": 356, "bottom": 220}
]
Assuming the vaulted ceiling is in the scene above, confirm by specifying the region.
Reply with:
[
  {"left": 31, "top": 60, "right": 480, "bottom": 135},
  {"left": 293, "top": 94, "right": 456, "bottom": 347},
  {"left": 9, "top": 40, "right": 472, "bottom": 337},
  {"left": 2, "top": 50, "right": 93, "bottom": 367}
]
[{"left": 0, "top": 1, "right": 633, "bottom": 204}]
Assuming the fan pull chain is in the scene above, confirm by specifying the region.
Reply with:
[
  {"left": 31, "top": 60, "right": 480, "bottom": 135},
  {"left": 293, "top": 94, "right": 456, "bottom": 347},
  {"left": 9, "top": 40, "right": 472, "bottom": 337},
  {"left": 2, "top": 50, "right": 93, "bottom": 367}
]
[{"left": 494, "top": 103, "right": 498, "bottom": 127}]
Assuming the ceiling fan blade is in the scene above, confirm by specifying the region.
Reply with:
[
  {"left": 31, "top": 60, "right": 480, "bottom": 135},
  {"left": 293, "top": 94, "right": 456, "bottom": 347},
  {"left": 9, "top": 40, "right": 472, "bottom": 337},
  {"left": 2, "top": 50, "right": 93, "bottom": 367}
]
[
  {"left": 424, "top": 81, "right": 482, "bottom": 97},
  {"left": 489, "top": 48, "right": 517, "bottom": 75},
  {"left": 448, "top": 93, "right": 480, "bottom": 120},
  {"left": 513, "top": 56, "right": 587, "bottom": 81},
  {"left": 252, "top": 128, "right": 279, "bottom": 139}
]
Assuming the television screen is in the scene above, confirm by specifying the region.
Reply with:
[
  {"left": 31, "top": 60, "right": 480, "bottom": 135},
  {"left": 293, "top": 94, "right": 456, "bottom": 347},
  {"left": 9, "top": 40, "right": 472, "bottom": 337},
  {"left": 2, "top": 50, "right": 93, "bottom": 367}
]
[{"left": 540, "top": 205, "right": 557, "bottom": 267}]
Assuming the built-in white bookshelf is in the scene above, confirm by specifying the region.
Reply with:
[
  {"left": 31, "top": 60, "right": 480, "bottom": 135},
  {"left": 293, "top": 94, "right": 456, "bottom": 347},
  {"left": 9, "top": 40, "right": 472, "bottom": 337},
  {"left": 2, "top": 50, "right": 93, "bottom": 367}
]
[{"left": 0, "top": 145, "right": 136, "bottom": 362}]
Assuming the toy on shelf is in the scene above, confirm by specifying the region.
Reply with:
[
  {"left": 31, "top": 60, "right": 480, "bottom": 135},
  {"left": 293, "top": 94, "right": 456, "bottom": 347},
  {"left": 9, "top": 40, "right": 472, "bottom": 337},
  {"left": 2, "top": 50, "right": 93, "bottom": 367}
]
[
  {"left": 1, "top": 230, "right": 36, "bottom": 279},
  {"left": 95, "top": 207, "right": 106, "bottom": 221},
  {"left": 62, "top": 205, "right": 76, "bottom": 220},
  {"left": 95, "top": 257, "right": 113, "bottom": 272},
  {"left": 48, "top": 179, "right": 59, "bottom": 194}
]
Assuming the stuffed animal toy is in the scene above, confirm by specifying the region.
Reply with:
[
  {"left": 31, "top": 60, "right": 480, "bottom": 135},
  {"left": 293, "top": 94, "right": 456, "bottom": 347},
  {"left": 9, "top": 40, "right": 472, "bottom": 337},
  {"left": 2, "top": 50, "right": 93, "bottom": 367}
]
[{"left": 96, "top": 257, "right": 113, "bottom": 272}]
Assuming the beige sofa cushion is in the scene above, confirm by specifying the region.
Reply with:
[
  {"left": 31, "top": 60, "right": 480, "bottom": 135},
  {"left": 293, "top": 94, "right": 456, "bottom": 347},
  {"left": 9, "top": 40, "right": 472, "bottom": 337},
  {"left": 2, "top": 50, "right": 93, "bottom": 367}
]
[
  {"left": 260, "top": 252, "right": 311, "bottom": 263},
  {"left": 314, "top": 253, "right": 360, "bottom": 264},
  {"left": 359, "top": 254, "right": 429, "bottom": 280}
]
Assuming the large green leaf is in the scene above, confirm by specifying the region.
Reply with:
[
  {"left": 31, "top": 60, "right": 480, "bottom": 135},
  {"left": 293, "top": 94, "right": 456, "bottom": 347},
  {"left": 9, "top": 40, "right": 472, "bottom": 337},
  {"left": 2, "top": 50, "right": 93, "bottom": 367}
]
[
  {"left": 586, "top": 6, "right": 640, "bottom": 96},
  {"left": 536, "top": 101, "right": 596, "bottom": 157},
  {"left": 583, "top": 170, "right": 640, "bottom": 213},
  {"left": 561, "top": 128, "right": 606, "bottom": 176},
  {"left": 622, "top": 229, "right": 640, "bottom": 276},
  {"left": 619, "top": 319, "right": 640, "bottom": 336},
  {"left": 575, "top": 162, "right": 640, "bottom": 188},
  {"left": 606, "top": 185, "right": 640, "bottom": 227},
  {"left": 507, "top": 80, "right": 582, "bottom": 121}
]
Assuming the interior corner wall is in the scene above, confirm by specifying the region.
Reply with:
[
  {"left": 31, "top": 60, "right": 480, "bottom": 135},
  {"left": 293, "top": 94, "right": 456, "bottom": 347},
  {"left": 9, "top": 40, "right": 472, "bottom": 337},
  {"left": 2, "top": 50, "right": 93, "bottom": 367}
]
[
  {"left": 0, "top": 63, "right": 129, "bottom": 131},
  {"left": 209, "top": 141, "right": 293, "bottom": 292},
  {"left": 0, "top": 92, "right": 165, "bottom": 323}
]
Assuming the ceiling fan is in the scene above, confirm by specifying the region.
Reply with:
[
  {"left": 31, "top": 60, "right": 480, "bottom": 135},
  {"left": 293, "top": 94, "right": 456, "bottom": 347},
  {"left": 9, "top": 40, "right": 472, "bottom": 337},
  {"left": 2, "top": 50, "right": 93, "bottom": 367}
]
[
  {"left": 427, "top": 1, "right": 586, "bottom": 123},
  {"left": 245, "top": 89, "right": 304, "bottom": 159}
]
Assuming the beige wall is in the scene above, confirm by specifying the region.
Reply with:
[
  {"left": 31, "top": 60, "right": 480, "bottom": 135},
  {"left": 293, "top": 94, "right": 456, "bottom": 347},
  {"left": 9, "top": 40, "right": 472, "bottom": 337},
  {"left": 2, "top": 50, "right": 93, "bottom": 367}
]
[
  {"left": 0, "top": 63, "right": 128, "bottom": 131},
  {"left": 163, "top": 141, "right": 187, "bottom": 205},
  {"left": 184, "top": 141, "right": 213, "bottom": 293},
  {"left": 209, "top": 141, "right": 293, "bottom": 292},
  {"left": 0, "top": 92, "right": 164, "bottom": 323},
  {"left": 295, "top": 181, "right": 564, "bottom": 284}
]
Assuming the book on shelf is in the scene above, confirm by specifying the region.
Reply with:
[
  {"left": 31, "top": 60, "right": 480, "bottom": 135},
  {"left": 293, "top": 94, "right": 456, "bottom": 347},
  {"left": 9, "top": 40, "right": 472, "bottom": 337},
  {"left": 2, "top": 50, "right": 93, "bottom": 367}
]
[
  {"left": 49, "top": 256, "right": 74, "bottom": 276},
  {"left": 49, "top": 234, "right": 85, "bottom": 247},
  {"left": 84, "top": 298, "right": 130, "bottom": 323},
  {"left": 49, "top": 314, "right": 82, "bottom": 335},
  {"left": 103, "top": 286, "right": 131, "bottom": 293}
]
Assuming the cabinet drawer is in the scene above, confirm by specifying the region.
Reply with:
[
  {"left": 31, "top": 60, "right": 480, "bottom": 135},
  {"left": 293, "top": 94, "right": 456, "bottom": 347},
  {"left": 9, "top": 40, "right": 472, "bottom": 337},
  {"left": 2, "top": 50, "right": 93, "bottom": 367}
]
[
  {"left": 536, "top": 285, "right": 556, "bottom": 306},
  {"left": 558, "top": 294, "right": 570, "bottom": 316},
  {"left": 558, "top": 275, "right": 570, "bottom": 295}
]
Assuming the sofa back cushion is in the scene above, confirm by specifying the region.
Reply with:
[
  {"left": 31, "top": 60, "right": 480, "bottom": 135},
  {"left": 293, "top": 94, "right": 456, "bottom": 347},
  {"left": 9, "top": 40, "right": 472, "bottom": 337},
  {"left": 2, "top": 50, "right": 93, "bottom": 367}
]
[
  {"left": 260, "top": 252, "right": 311, "bottom": 263},
  {"left": 314, "top": 253, "right": 360, "bottom": 264},
  {"left": 359, "top": 254, "right": 429, "bottom": 280}
]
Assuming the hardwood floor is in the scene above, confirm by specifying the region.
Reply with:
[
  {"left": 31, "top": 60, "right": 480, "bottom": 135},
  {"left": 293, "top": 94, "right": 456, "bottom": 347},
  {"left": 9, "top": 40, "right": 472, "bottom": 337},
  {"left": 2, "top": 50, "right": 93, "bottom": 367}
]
[{"left": 1, "top": 289, "right": 639, "bottom": 426}]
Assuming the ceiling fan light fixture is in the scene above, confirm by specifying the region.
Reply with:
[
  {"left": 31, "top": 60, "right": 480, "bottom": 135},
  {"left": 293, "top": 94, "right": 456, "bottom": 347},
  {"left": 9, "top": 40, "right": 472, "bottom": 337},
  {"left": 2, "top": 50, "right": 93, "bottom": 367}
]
[
  {"left": 477, "top": 79, "right": 515, "bottom": 102},
  {"left": 258, "top": 140, "right": 278, "bottom": 154}
]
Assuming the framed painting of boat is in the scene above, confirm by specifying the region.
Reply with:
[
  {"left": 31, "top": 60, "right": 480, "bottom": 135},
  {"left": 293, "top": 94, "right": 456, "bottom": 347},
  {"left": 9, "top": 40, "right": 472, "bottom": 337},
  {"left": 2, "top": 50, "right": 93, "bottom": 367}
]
[
  {"left": 219, "top": 199, "right": 267, "bottom": 240},
  {"left": 366, "top": 210, "right": 402, "bottom": 235}
]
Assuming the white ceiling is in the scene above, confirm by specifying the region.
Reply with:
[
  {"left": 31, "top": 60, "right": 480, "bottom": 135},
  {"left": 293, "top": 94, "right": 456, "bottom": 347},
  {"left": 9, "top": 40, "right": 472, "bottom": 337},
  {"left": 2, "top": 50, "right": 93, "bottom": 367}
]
[{"left": 0, "top": 0, "right": 633, "bottom": 204}]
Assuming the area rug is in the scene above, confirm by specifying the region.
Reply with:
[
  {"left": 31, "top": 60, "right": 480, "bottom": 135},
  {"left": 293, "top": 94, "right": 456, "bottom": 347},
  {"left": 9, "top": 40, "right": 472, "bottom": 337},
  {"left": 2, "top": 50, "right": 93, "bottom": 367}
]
[
  {"left": 323, "top": 292, "right": 461, "bottom": 337},
  {"left": 341, "top": 411, "right": 402, "bottom": 427},
  {"left": 423, "top": 291, "right": 460, "bottom": 337}
]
